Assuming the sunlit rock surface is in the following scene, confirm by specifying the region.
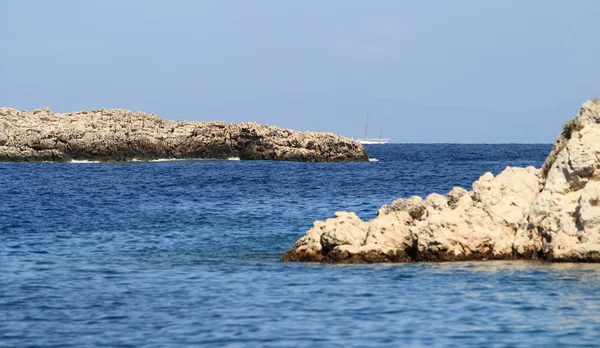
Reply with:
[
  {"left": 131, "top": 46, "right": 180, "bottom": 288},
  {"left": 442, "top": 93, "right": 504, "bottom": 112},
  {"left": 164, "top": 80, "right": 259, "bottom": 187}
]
[
  {"left": 0, "top": 107, "right": 367, "bottom": 162},
  {"left": 284, "top": 100, "right": 600, "bottom": 263}
]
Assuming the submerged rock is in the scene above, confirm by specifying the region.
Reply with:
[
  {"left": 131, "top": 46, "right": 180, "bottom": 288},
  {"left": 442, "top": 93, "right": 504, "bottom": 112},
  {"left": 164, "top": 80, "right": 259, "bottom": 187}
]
[
  {"left": 283, "top": 100, "right": 600, "bottom": 263},
  {"left": 0, "top": 108, "right": 367, "bottom": 162}
]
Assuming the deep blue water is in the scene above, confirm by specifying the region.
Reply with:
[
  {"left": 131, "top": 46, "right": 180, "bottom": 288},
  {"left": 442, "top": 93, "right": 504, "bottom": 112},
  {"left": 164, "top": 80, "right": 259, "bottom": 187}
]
[{"left": 3, "top": 144, "right": 600, "bottom": 347}]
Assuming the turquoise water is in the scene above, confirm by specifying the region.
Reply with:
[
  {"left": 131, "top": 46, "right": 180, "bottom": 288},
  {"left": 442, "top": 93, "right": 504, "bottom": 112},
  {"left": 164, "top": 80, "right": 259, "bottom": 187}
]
[{"left": 3, "top": 144, "right": 600, "bottom": 347}]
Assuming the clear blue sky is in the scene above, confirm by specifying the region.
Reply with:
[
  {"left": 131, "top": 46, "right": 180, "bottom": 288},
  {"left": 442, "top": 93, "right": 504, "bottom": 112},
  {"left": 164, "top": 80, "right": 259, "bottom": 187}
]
[{"left": 1, "top": 0, "right": 599, "bottom": 142}]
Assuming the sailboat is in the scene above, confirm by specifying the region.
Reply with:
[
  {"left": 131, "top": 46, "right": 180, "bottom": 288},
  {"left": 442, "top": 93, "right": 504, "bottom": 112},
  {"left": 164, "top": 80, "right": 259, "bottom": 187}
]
[{"left": 357, "top": 103, "right": 391, "bottom": 144}]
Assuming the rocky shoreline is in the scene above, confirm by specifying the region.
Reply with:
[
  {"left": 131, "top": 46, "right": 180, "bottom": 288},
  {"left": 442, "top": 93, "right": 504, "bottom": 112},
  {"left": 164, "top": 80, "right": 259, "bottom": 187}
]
[
  {"left": 0, "top": 107, "right": 367, "bottom": 162},
  {"left": 283, "top": 100, "right": 600, "bottom": 263}
]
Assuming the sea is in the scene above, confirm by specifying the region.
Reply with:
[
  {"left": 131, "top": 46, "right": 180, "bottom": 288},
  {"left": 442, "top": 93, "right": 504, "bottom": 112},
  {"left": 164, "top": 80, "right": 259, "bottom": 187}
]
[{"left": 3, "top": 144, "right": 600, "bottom": 347}]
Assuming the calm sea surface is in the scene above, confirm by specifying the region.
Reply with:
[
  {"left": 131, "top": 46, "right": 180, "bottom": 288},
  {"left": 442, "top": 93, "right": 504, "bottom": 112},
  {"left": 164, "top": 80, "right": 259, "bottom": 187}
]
[{"left": 3, "top": 144, "right": 600, "bottom": 347}]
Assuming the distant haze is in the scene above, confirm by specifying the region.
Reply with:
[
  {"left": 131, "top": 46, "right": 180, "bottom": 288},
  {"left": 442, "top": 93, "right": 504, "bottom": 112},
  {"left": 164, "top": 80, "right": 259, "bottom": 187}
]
[{"left": 1, "top": 0, "right": 599, "bottom": 143}]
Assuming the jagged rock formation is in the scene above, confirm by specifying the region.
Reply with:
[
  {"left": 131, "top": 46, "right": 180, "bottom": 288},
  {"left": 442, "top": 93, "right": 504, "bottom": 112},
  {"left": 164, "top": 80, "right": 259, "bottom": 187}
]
[
  {"left": 0, "top": 107, "right": 367, "bottom": 162},
  {"left": 283, "top": 100, "right": 600, "bottom": 263}
]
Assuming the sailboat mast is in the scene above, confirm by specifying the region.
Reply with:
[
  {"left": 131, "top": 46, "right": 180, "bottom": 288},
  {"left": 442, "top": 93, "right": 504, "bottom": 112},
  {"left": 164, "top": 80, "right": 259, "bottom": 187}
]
[
  {"left": 380, "top": 114, "right": 383, "bottom": 142},
  {"left": 364, "top": 102, "right": 370, "bottom": 140}
]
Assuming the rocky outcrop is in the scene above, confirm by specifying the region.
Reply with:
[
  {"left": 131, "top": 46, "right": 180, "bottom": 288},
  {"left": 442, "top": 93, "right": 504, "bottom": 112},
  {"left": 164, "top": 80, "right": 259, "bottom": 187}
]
[
  {"left": 517, "top": 101, "right": 600, "bottom": 261},
  {"left": 283, "top": 100, "right": 600, "bottom": 263},
  {"left": 0, "top": 107, "right": 367, "bottom": 162}
]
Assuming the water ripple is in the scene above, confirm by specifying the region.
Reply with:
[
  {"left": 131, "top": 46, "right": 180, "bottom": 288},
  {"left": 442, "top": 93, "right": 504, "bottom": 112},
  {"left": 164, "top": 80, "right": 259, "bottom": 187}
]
[{"left": 5, "top": 144, "right": 600, "bottom": 347}]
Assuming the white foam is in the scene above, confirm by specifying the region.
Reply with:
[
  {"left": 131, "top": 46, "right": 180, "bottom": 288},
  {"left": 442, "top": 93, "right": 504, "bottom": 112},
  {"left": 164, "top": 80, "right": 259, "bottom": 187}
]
[
  {"left": 369, "top": 158, "right": 379, "bottom": 162},
  {"left": 70, "top": 160, "right": 101, "bottom": 164},
  {"left": 149, "top": 158, "right": 234, "bottom": 162},
  {"left": 149, "top": 158, "right": 181, "bottom": 162},
  {"left": 71, "top": 157, "right": 242, "bottom": 163}
]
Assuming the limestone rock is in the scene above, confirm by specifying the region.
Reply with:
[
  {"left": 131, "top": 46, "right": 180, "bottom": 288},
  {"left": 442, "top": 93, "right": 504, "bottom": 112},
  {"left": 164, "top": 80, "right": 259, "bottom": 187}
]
[
  {"left": 0, "top": 107, "right": 367, "bottom": 162},
  {"left": 447, "top": 187, "right": 469, "bottom": 209},
  {"left": 283, "top": 165, "right": 542, "bottom": 263},
  {"left": 517, "top": 100, "right": 600, "bottom": 261},
  {"left": 284, "top": 99, "right": 600, "bottom": 263}
]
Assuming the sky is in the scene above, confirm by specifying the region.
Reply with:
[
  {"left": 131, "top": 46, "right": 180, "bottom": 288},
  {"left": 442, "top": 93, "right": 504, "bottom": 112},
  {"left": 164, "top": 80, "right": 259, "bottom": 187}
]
[{"left": 1, "top": 0, "right": 599, "bottom": 143}]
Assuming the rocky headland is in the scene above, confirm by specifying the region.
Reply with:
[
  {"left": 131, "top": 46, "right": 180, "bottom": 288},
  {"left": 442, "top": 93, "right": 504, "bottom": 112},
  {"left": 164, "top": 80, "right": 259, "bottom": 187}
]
[
  {"left": 0, "top": 107, "right": 367, "bottom": 162},
  {"left": 283, "top": 100, "right": 600, "bottom": 263}
]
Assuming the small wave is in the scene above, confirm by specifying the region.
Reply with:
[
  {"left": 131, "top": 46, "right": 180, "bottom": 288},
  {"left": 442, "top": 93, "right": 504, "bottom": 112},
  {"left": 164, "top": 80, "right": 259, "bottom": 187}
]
[
  {"left": 71, "top": 157, "right": 241, "bottom": 163},
  {"left": 70, "top": 160, "right": 101, "bottom": 164},
  {"left": 149, "top": 158, "right": 235, "bottom": 162},
  {"left": 369, "top": 158, "right": 379, "bottom": 162},
  {"left": 149, "top": 158, "right": 182, "bottom": 162},
  {"left": 149, "top": 158, "right": 222, "bottom": 162}
]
